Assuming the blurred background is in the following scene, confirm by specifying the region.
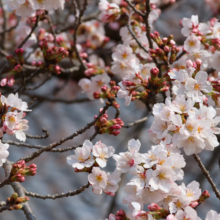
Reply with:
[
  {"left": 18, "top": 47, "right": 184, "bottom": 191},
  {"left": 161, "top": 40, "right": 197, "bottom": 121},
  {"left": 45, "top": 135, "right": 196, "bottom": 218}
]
[{"left": 1, "top": 0, "right": 220, "bottom": 219}]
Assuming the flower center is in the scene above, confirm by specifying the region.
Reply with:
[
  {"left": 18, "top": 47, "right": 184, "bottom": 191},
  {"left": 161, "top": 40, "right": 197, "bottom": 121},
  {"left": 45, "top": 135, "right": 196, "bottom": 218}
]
[
  {"left": 96, "top": 175, "right": 103, "bottom": 182},
  {"left": 158, "top": 172, "right": 166, "bottom": 180},
  {"left": 179, "top": 104, "right": 186, "bottom": 112},
  {"left": 194, "top": 84, "right": 200, "bottom": 90},
  {"left": 189, "top": 40, "right": 195, "bottom": 47},
  {"left": 121, "top": 52, "right": 128, "bottom": 59},
  {"left": 187, "top": 136, "right": 195, "bottom": 143},
  {"left": 187, "top": 189, "right": 194, "bottom": 197},
  {"left": 9, "top": 116, "right": 16, "bottom": 123},
  {"left": 186, "top": 124, "right": 194, "bottom": 132}
]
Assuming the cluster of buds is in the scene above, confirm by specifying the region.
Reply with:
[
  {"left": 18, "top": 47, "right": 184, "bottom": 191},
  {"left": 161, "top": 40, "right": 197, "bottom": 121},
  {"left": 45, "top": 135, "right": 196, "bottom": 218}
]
[
  {"left": 146, "top": 191, "right": 210, "bottom": 219},
  {"left": 10, "top": 160, "right": 37, "bottom": 182},
  {"left": 6, "top": 49, "right": 25, "bottom": 66},
  {"left": 4, "top": 193, "right": 29, "bottom": 211},
  {"left": 0, "top": 75, "right": 15, "bottom": 87},
  {"left": 39, "top": 39, "right": 69, "bottom": 63},
  {"left": 31, "top": 60, "right": 45, "bottom": 68},
  {"left": 109, "top": 210, "right": 130, "bottom": 220},
  {"left": 48, "top": 64, "right": 62, "bottom": 74},
  {"left": 84, "top": 62, "right": 105, "bottom": 77},
  {"left": 147, "top": 68, "right": 170, "bottom": 94},
  {"left": 150, "top": 32, "right": 180, "bottom": 64},
  {"left": 1, "top": 49, "right": 26, "bottom": 87},
  {"left": 94, "top": 81, "right": 120, "bottom": 104},
  {"left": 148, "top": 203, "right": 169, "bottom": 219},
  {"left": 95, "top": 110, "right": 124, "bottom": 136}
]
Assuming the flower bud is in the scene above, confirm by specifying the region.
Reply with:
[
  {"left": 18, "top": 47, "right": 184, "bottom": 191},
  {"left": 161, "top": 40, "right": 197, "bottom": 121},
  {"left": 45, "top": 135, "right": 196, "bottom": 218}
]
[
  {"left": 1, "top": 78, "right": 7, "bottom": 87},
  {"left": 148, "top": 203, "right": 162, "bottom": 211},
  {"left": 93, "top": 92, "right": 101, "bottom": 99},
  {"left": 13, "top": 204, "right": 23, "bottom": 210},
  {"left": 189, "top": 201, "right": 199, "bottom": 208},
  {"left": 186, "top": 59, "right": 193, "bottom": 68},
  {"left": 150, "top": 67, "right": 159, "bottom": 76},
  {"left": 164, "top": 46, "right": 170, "bottom": 53}
]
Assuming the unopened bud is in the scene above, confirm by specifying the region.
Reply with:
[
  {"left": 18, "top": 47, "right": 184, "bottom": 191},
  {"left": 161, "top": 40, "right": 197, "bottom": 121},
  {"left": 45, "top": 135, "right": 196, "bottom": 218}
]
[
  {"left": 150, "top": 67, "right": 159, "bottom": 76},
  {"left": 148, "top": 203, "right": 162, "bottom": 211}
]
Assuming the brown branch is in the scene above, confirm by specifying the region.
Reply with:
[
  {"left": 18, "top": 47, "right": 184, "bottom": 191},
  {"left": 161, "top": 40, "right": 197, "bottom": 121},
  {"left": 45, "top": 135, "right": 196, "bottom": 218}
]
[
  {"left": 144, "top": 0, "right": 158, "bottom": 66},
  {"left": 175, "top": 50, "right": 186, "bottom": 61},
  {"left": 193, "top": 154, "right": 220, "bottom": 200},
  {"left": 24, "top": 182, "right": 90, "bottom": 200},
  {"left": 19, "top": 101, "right": 112, "bottom": 163},
  {"left": 26, "top": 74, "right": 52, "bottom": 90},
  {"left": 17, "top": 16, "right": 39, "bottom": 49},
  {"left": 124, "top": 0, "right": 145, "bottom": 17},
  {"left": 25, "top": 128, "right": 49, "bottom": 139},
  {"left": 126, "top": 22, "right": 148, "bottom": 54}
]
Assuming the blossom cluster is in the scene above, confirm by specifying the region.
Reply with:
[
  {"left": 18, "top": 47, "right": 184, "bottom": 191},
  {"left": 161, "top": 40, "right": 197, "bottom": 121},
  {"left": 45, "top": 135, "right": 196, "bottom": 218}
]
[{"left": 67, "top": 140, "right": 121, "bottom": 196}]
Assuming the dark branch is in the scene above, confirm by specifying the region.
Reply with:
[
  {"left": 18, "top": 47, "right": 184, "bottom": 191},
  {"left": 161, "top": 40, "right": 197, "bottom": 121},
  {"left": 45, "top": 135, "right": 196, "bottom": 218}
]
[{"left": 24, "top": 182, "right": 90, "bottom": 200}]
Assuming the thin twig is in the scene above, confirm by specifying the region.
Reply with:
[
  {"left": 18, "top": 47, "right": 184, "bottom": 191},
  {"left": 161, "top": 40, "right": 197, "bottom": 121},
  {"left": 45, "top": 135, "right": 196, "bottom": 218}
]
[
  {"left": 19, "top": 101, "right": 112, "bottom": 163},
  {"left": 17, "top": 16, "right": 39, "bottom": 49},
  {"left": 123, "top": 116, "right": 148, "bottom": 128},
  {"left": 124, "top": 0, "right": 145, "bottom": 17},
  {"left": 26, "top": 75, "right": 52, "bottom": 90},
  {"left": 193, "top": 154, "right": 220, "bottom": 200},
  {"left": 126, "top": 22, "right": 148, "bottom": 54},
  {"left": 26, "top": 128, "right": 49, "bottom": 139},
  {"left": 24, "top": 182, "right": 90, "bottom": 200}
]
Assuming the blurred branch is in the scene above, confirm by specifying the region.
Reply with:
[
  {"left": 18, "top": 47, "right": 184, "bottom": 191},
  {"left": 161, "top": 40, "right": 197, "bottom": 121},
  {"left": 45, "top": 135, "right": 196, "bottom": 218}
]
[
  {"left": 24, "top": 182, "right": 90, "bottom": 200},
  {"left": 124, "top": 0, "right": 145, "bottom": 16},
  {"left": 17, "top": 16, "right": 39, "bottom": 49},
  {"left": 0, "top": 0, "right": 6, "bottom": 50},
  {"left": 123, "top": 116, "right": 149, "bottom": 128}
]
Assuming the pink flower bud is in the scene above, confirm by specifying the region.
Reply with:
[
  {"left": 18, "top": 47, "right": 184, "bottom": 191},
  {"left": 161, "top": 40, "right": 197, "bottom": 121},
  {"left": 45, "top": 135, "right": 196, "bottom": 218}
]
[
  {"left": 148, "top": 203, "right": 161, "bottom": 211},
  {"left": 122, "top": 80, "right": 136, "bottom": 87},
  {"left": 114, "top": 124, "right": 121, "bottom": 130},
  {"left": 186, "top": 59, "right": 193, "bottom": 68},
  {"left": 189, "top": 201, "right": 199, "bottom": 208},
  {"left": 170, "top": 40, "right": 176, "bottom": 46},
  {"left": 93, "top": 92, "right": 101, "bottom": 99},
  {"left": 195, "top": 58, "right": 202, "bottom": 66},
  {"left": 84, "top": 68, "right": 95, "bottom": 76},
  {"left": 8, "top": 76, "right": 15, "bottom": 86},
  {"left": 116, "top": 210, "right": 126, "bottom": 217},
  {"left": 164, "top": 46, "right": 170, "bottom": 53},
  {"left": 150, "top": 67, "right": 159, "bottom": 76},
  {"left": 87, "top": 63, "right": 95, "bottom": 68},
  {"left": 101, "top": 85, "right": 108, "bottom": 92},
  {"left": 1, "top": 78, "right": 7, "bottom": 86}
]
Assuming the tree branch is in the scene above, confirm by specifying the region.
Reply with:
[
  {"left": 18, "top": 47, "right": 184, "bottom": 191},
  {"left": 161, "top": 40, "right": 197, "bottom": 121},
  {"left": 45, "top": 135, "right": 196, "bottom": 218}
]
[
  {"left": 193, "top": 154, "right": 220, "bottom": 200},
  {"left": 24, "top": 182, "right": 90, "bottom": 200}
]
